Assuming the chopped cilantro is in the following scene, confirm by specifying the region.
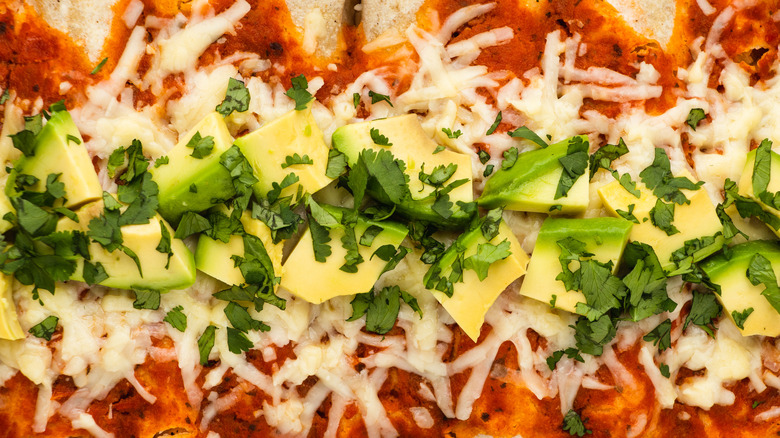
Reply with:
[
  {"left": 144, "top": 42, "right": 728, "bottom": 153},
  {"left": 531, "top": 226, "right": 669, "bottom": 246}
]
[
  {"left": 659, "top": 363, "right": 670, "bottom": 378},
  {"left": 90, "top": 57, "right": 108, "bottom": 75},
  {"left": 185, "top": 132, "right": 215, "bottom": 159},
  {"left": 309, "top": 219, "right": 332, "bottom": 263},
  {"left": 83, "top": 261, "right": 108, "bottom": 285},
  {"left": 156, "top": 220, "right": 173, "bottom": 269},
  {"left": 640, "top": 148, "right": 703, "bottom": 204},
  {"left": 227, "top": 327, "right": 254, "bottom": 354},
  {"left": 164, "top": 305, "right": 187, "bottom": 332},
  {"left": 732, "top": 307, "right": 754, "bottom": 330},
  {"left": 616, "top": 204, "right": 640, "bottom": 223},
  {"left": 589, "top": 138, "right": 629, "bottom": 178},
  {"left": 353, "top": 92, "right": 361, "bottom": 108},
  {"left": 368, "top": 90, "right": 393, "bottom": 107},
  {"left": 562, "top": 409, "right": 592, "bottom": 437},
  {"left": 723, "top": 178, "right": 780, "bottom": 231},
  {"left": 66, "top": 134, "right": 81, "bottom": 145},
  {"left": 216, "top": 77, "right": 250, "bottom": 116},
  {"left": 480, "top": 208, "right": 503, "bottom": 241},
  {"left": 483, "top": 164, "right": 494, "bottom": 177},
  {"left": 643, "top": 319, "right": 672, "bottom": 350},
  {"left": 370, "top": 127, "right": 392, "bottom": 146},
  {"left": 684, "top": 290, "right": 721, "bottom": 336},
  {"left": 649, "top": 199, "right": 679, "bottom": 236},
  {"left": 339, "top": 224, "right": 364, "bottom": 273},
  {"left": 747, "top": 253, "right": 780, "bottom": 314},
  {"left": 154, "top": 156, "right": 169, "bottom": 167},
  {"left": 29, "top": 315, "right": 59, "bottom": 341},
  {"left": 197, "top": 325, "right": 217, "bottom": 365},
  {"left": 508, "top": 126, "right": 548, "bottom": 149},
  {"left": 189, "top": 184, "right": 198, "bottom": 193},
  {"left": 359, "top": 225, "right": 383, "bottom": 246},
  {"left": 285, "top": 74, "right": 313, "bottom": 111},
  {"left": 224, "top": 301, "right": 269, "bottom": 333},
  {"left": 478, "top": 150, "right": 490, "bottom": 164},
  {"left": 133, "top": 289, "right": 161, "bottom": 310},
  {"left": 556, "top": 137, "right": 589, "bottom": 199},
  {"left": 464, "top": 239, "right": 511, "bottom": 281},
  {"left": 174, "top": 212, "right": 211, "bottom": 239},
  {"left": 349, "top": 285, "right": 418, "bottom": 334},
  {"left": 486, "top": 111, "right": 502, "bottom": 135},
  {"left": 433, "top": 145, "right": 446, "bottom": 154},
  {"left": 501, "top": 147, "right": 518, "bottom": 170},
  {"left": 325, "top": 149, "right": 348, "bottom": 178},
  {"left": 686, "top": 108, "right": 706, "bottom": 130},
  {"left": 442, "top": 128, "right": 462, "bottom": 139},
  {"left": 419, "top": 163, "right": 457, "bottom": 187},
  {"left": 281, "top": 153, "right": 313, "bottom": 169},
  {"left": 0, "top": 89, "right": 8, "bottom": 105},
  {"left": 10, "top": 130, "right": 36, "bottom": 157}
]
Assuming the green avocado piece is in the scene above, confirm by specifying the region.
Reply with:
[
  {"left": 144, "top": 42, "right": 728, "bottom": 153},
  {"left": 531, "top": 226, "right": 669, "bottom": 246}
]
[
  {"left": 478, "top": 136, "right": 590, "bottom": 214},
  {"left": 195, "top": 206, "right": 283, "bottom": 288},
  {"left": 700, "top": 240, "right": 780, "bottom": 337},
  {"left": 519, "top": 217, "right": 632, "bottom": 313},
  {"left": 149, "top": 112, "right": 236, "bottom": 224},
  {"left": 6, "top": 108, "right": 102, "bottom": 209},
  {"left": 59, "top": 200, "right": 196, "bottom": 291},
  {"left": 280, "top": 205, "right": 408, "bottom": 303},
  {"left": 234, "top": 107, "right": 333, "bottom": 201},
  {"left": 332, "top": 114, "right": 474, "bottom": 228}
]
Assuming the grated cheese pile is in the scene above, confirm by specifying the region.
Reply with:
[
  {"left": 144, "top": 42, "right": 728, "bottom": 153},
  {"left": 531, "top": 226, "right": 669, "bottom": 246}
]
[{"left": 2, "top": 1, "right": 780, "bottom": 437}]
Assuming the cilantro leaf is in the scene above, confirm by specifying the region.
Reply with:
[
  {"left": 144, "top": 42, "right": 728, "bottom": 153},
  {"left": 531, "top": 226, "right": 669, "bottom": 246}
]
[
  {"left": 154, "top": 156, "right": 169, "bottom": 167},
  {"left": 225, "top": 301, "right": 269, "bottom": 333},
  {"left": 589, "top": 138, "right": 628, "bottom": 178},
  {"left": 556, "top": 137, "right": 589, "bottom": 199},
  {"left": 640, "top": 148, "right": 702, "bottom": 204},
  {"left": 156, "top": 220, "right": 173, "bottom": 269},
  {"left": 660, "top": 363, "right": 670, "bottom": 378},
  {"left": 616, "top": 204, "right": 640, "bottom": 223},
  {"left": 353, "top": 92, "right": 361, "bottom": 108},
  {"left": 724, "top": 178, "right": 780, "bottom": 231},
  {"left": 133, "top": 289, "right": 161, "bottom": 310},
  {"left": 281, "top": 153, "right": 313, "bottom": 169},
  {"left": 478, "top": 150, "right": 490, "bottom": 164},
  {"left": 480, "top": 208, "right": 503, "bottom": 241},
  {"left": 649, "top": 199, "right": 679, "bottom": 235},
  {"left": 643, "top": 319, "right": 672, "bottom": 350},
  {"left": 683, "top": 290, "right": 721, "bottom": 336},
  {"left": 216, "top": 77, "right": 250, "bottom": 116},
  {"left": 562, "top": 409, "right": 592, "bottom": 437},
  {"left": 198, "top": 325, "right": 217, "bottom": 365},
  {"left": 732, "top": 308, "right": 754, "bottom": 330},
  {"left": 309, "top": 219, "right": 332, "bottom": 263},
  {"left": 486, "top": 111, "right": 502, "bottom": 135},
  {"left": 10, "top": 130, "right": 36, "bottom": 157},
  {"left": 433, "top": 145, "right": 445, "bottom": 154},
  {"left": 442, "top": 128, "right": 462, "bottom": 139},
  {"left": 164, "top": 305, "right": 187, "bottom": 332},
  {"left": 366, "top": 285, "right": 403, "bottom": 334},
  {"left": 686, "top": 108, "right": 706, "bottom": 130},
  {"left": 325, "top": 149, "right": 348, "bottom": 178},
  {"left": 572, "top": 314, "right": 616, "bottom": 356},
  {"left": 185, "top": 132, "right": 215, "bottom": 159},
  {"left": 227, "top": 327, "right": 254, "bottom": 354},
  {"left": 285, "top": 74, "right": 313, "bottom": 111},
  {"left": 501, "top": 147, "right": 518, "bottom": 170},
  {"left": 83, "top": 261, "right": 108, "bottom": 285},
  {"left": 0, "top": 89, "right": 8, "bottom": 105},
  {"left": 174, "top": 212, "right": 211, "bottom": 239},
  {"left": 508, "top": 126, "right": 548, "bottom": 149},
  {"left": 29, "top": 315, "right": 59, "bottom": 341},
  {"left": 90, "top": 57, "right": 108, "bottom": 75},
  {"left": 370, "top": 128, "right": 392, "bottom": 146},
  {"left": 368, "top": 90, "right": 393, "bottom": 107},
  {"left": 747, "top": 253, "right": 780, "bottom": 314},
  {"left": 419, "top": 163, "right": 457, "bottom": 187},
  {"left": 575, "top": 259, "right": 625, "bottom": 321},
  {"left": 359, "top": 225, "right": 383, "bottom": 246},
  {"left": 339, "top": 225, "right": 364, "bottom": 273},
  {"left": 464, "top": 239, "right": 511, "bottom": 281},
  {"left": 483, "top": 164, "right": 494, "bottom": 177}
]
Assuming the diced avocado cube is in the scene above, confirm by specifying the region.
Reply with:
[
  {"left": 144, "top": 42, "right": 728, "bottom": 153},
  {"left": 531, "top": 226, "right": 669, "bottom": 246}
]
[
  {"left": 422, "top": 221, "right": 529, "bottom": 342},
  {"left": 234, "top": 107, "right": 332, "bottom": 200},
  {"left": 598, "top": 173, "right": 724, "bottom": 272},
  {"left": 59, "top": 201, "right": 196, "bottom": 291},
  {"left": 150, "top": 112, "right": 237, "bottom": 224},
  {"left": 738, "top": 147, "right": 780, "bottom": 237},
  {"left": 520, "top": 217, "right": 632, "bottom": 313},
  {"left": 332, "top": 114, "right": 474, "bottom": 228},
  {"left": 700, "top": 241, "right": 780, "bottom": 336},
  {"left": 280, "top": 206, "right": 408, "bottom": 303},
  {"left": 195, "top": 206, "right": 283, "bottom": 288},
  {"left": 6, "top": 108, "right": 102, "bottom": 209},
  {"left": 478, "top": 136, "right": 589, "bottom": 214},
  {"left": 0, "top": 272, "right": 24, "bottom": 340}
]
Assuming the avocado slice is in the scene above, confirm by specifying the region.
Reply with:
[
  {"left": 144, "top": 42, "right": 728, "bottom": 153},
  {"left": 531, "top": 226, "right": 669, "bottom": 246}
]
[
  {"left": 150, "top": 112, "right": 237, "bottom": 224},
  {"left": 280, "top": 205, "right": 408, "bottom": 303},
  {"left": 234, "top": 107, "right": 333, "bottom": 200},
  {"left": 519, "top": 217, "right": 632, "bottom": 313},
  {"left": 331, "top": 114, "right": 474, "bottom": 228},
  {"left": 6, "top": 108, "right": 102, "bottom": 209},
  {"left": 598, "top": 172, "right": 724, "bottom": 272},
  {"left": 738, "top": 146, "right": 780, "bottom": 237},
  {"left": 59, "top": 201, "right": 196, "bottom": 291},
  {"left": 478, "top": 136, "right": 589, "bottom": 214},
  {"left": 422, "top": 220, "right": 529, "bottom": 342},
  {"left": 195, "top": 206, "right": 283, "bottom": 288},
  {"left": 700, "top": 241, "right": 780, "bottom": 336},
  {"left": 0, "top": 273, "right": 24, "bottom": 340}
]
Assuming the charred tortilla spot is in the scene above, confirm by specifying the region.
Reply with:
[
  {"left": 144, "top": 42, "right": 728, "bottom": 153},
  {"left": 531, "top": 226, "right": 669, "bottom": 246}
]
[
  {"left": 270, "top": 41, "right": 283, "bottom": 56},
  {"left": 735, "top": 47, "right": 770, "bottom": 66}
]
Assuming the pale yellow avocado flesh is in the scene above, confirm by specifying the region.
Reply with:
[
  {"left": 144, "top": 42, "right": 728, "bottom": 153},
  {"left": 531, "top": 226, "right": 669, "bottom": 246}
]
[
  {"left": 59, "top": 201, "right": 196, "bottom": 291},
  {"left": 280, "top": 214, "right": 408, "bottom": 304},
  {"left": 429, "top": 222, "right": 529, "bottom": 342},
  {"left": 598, "top": 175, "right": 724, "bottom": 271},
  {"left": 700, "top": 241, "right": 780, "bottom": 337},
  {"left": 195, "top": 208, "right": 284, "bottom": 287},
  {"left": 0, "top": 273, "right": 24, "bottom": 340},
  {"left": 738, "top": 148, "right": 780, "bottom": 237},
  {"left": 520, "top": 217, "right": 632, "bottom": 314},
  {"left": 7, "top": 109, "right": 102, "bottom": 209},
  {"left": 0, "top": 177, "right": 13, "bottom": 234},
  {"left": 234, "top": 107, "right": 333, "bottom": 200},
  {"left": 331, "top": 114, "right": 473, "bottom": 203}
]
